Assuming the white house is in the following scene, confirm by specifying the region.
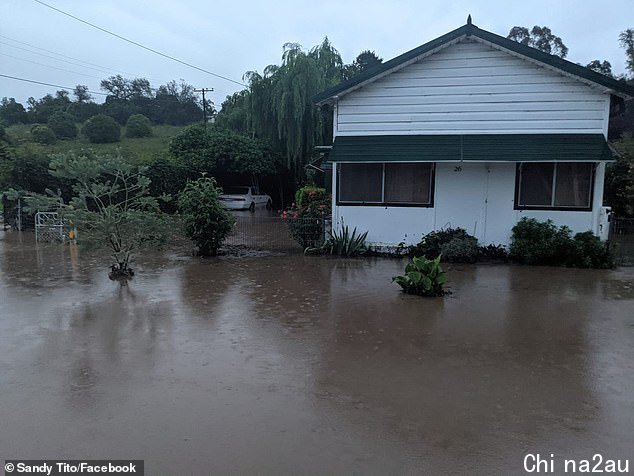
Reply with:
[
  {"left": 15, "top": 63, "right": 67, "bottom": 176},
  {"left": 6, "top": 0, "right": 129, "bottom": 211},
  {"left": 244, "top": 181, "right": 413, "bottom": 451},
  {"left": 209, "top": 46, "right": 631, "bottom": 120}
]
[{"left": 314, "top": 18, "right": 634, "bottom": 247}]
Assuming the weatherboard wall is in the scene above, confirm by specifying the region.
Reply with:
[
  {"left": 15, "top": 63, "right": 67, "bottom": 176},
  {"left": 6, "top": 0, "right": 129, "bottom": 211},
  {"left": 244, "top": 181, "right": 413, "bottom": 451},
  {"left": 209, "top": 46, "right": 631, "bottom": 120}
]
[
  {"left": 331, "top": 162, "right": 604, "bottom": 247},
  {"left": 335, "top": 39, "right": 610, "bottom": 136}
]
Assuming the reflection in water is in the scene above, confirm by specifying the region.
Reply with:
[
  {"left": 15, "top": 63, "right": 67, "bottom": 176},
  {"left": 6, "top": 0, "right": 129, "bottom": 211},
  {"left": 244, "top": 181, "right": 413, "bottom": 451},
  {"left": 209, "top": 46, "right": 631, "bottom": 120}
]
[{"left": 1, "top": 229, "right": 633, "bottom": 473}]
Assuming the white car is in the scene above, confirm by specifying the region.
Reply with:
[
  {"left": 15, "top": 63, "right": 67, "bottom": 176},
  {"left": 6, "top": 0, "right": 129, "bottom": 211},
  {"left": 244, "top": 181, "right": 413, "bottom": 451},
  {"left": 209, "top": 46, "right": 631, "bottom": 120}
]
[{"left": 220, "top": 186, "right": 272, "bottom": 212}]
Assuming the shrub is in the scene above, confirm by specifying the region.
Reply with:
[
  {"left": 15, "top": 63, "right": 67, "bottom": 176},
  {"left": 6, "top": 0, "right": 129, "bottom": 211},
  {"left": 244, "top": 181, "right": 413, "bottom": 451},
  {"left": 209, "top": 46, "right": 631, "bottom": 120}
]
[
  {"left": 392, "top": 255, "right": 447, "bottom": 297},
  {"left": 323, "top": 223, "right": 368, "bottom": 256},
  {"left": 478, "top": 244, "right": 509, "bottom": 261},
  {"left": 125, "top": 114, "right": 152, "bottom": 138},
  {"left": 283, "top": 186, "right": 331, "bottom": 249},
  {"left": 295, "top": 185, "right": 329, "bottom": 208},
  {"left": 441, "top": 236, "right": 479, "bottom": 263},
  {"left": 30, "top": 125, "right": 57, "bottom": 145},
  {"left": 47, "top": 111, "right": 77, "bottom": 139},
  {"left": 178, "top": 176, "right": 235, "bottom": 256},
  {"left": 509, "top": 218, "right": 576, "bottom": 265},
  {"left": 509, "top": 218, "right": 614, "bottom": 268},
  {"left": 146, "top": 157, "right": 192, "bottom": 213},
  {"left": 571, "top": 231, "right": 615, "bottom": 269},
  {"left": 82, "top": 114, "right": 121, "bottom": 143},
  {"left": 411, "top": 227, "right": 479, "bottom": 262}
]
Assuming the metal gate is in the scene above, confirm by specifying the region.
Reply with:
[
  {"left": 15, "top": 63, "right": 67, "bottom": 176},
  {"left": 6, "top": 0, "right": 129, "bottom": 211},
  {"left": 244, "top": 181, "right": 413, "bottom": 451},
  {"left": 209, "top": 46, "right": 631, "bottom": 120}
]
[
  {"left": 35, "top": 212, "right": 65, "bottom": 242},
  {"left": 610, "top": 217, "right": 634, "bottom": 265}
]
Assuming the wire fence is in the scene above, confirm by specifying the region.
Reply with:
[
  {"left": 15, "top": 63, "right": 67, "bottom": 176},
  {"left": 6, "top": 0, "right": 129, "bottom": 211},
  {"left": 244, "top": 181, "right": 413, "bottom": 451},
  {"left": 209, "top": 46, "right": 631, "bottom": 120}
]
[
  {"left": 224, "top": 214, "right": 330, "bottom": 252},
  {"left": 610, "top": 217, "right": 634, "bottom": 265}
]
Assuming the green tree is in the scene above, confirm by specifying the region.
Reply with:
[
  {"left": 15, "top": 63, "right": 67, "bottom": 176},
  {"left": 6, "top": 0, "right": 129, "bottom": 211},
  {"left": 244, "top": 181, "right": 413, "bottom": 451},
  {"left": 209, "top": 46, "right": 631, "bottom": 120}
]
[
  {"left": 507, "top": 26, "right": 568, "bottom": 58},
  {"left": 0, "top": 97, "right": 28, "bottom": 125},
  {"left": 73, "top": 84, "right": 92, "bottom": 103},
  {"left": 27, "top": 90, "right": 72, "bottom": 123},
  {"left": 605, "top": 138, "right": 634, "bottom": 217},
  {"left": 619, "top": 29, "right": 634, "bottom": 76},
  {"left": 178, "top": 176, "right": 234, "bottom": 256},
  {"left": 342, "top": 50, "right": 383, "bottom": 80},
  {"left": 125, "top": 114, "right": 153, "bottom": 138},
  {"left": 243, "top": 38, "right": 343, "bottom": 177},
  {"left": 82, "top": 114, "right": 121, "bottom": 143},
  {"left": 38, "top": 151, "right": 168, "bottom": 278},
  {"left": 47, "top": 111, "right": 77, "bottom": 139},
  {"left": 101, "top": 75, "right": 153, "bottom": 100},
  {"left": 9, "top": 144, "right": 68, "bottom": 195},
  {"left": 215, "top": 90, "right": 249, "bottom": 134},
  {"left": 169, "top": 125, "right": 278, "bottom": 176},
  {"left": 586, "top": 60, "right": 613, "bottom": 77},
  {"left": 30, "top": 125, "right": 57, "bottom": 145}
]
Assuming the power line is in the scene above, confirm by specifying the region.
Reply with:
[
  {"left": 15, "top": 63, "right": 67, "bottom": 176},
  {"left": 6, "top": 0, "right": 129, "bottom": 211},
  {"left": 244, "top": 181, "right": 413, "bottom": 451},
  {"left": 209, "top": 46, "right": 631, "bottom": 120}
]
[
  {"left": 0, "top": 73, "right": 109, "bottom": 96},
  {"left": 0, "top": 39, "right": 169, "bottom": 84},
  {"left": 0, "top": 52, "right": 105, "bottom": 81},
  {"left": 0, "top": 41, "right": 129, "bottom": 77},
  {"left": 32, "top": 0, "right": 247, "bottom": 87},
  {"left": 0, "top": 34, "right": 135, "bottom": 77}
]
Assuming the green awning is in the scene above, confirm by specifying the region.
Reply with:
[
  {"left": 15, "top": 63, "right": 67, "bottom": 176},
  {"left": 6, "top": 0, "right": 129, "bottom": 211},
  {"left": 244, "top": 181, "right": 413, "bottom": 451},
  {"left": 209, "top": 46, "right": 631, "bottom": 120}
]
[{"left": 329, "top": 134, "right": 614, "bottom": 163}]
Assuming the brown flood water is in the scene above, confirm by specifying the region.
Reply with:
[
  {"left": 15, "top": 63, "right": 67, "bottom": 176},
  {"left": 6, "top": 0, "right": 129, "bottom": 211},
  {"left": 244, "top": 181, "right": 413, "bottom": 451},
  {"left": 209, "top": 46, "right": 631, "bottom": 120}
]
[{"left": 1, "top": 230, "right": 633, "bottom": 474}]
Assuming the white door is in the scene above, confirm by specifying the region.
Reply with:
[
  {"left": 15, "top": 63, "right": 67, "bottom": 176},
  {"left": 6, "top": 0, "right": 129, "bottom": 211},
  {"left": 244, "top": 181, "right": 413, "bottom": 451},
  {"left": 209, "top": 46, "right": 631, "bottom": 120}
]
[{"left": 433, "top": 163, "right": 487, "bottom": 241}]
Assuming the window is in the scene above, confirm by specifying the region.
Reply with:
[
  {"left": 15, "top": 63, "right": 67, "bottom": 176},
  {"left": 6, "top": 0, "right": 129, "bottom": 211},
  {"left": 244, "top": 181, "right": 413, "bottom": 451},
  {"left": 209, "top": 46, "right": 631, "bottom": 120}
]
[
  {"left": 338, "top": 163, "right": 434, "bottom": 206},
  {"left": 516, "top": 162, "right": 594, "bottom": 210},
  {"left": 338, "top": 163, "right": 383, "bottom": 203}
]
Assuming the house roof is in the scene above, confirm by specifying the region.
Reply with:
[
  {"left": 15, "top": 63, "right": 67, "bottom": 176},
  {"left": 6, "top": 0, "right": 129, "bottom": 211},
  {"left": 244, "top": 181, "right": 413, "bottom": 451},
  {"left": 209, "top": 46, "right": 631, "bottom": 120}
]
[
  {"left": 329, "top": 134, "right": 614, "bottom": 163},
  {"left": 314, "top": 19, "right": 634, "bottom": 105}
]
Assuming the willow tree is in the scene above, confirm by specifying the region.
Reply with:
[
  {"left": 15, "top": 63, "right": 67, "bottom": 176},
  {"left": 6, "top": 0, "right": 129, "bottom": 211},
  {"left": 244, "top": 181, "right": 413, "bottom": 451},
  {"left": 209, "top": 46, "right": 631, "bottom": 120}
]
[{"left": 243, "top": 38, "right": 343, "bottom": 178}]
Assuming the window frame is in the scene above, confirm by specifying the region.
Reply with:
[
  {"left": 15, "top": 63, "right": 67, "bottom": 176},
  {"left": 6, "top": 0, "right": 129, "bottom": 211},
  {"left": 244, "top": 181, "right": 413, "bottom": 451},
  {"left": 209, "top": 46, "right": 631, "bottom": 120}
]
[
  {"left": 514, "top": 162, "right": 596, "bottom": 212},
  {"left": 336, "top": 162, "right": 435, "bottom": 208}
]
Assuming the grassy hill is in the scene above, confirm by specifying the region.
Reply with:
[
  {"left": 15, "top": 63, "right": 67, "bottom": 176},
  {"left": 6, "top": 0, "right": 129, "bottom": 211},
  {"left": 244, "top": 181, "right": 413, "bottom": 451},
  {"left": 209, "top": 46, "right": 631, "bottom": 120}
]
[{"left": 6, "top": 124, "right": 187, "bottom": 164}]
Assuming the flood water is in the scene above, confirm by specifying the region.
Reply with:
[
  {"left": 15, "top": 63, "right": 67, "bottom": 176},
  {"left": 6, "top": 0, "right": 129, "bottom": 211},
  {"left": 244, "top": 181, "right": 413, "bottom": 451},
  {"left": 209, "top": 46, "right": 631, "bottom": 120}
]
[{"left": 1, "top": 230, "right": 633, "bottom": 474}]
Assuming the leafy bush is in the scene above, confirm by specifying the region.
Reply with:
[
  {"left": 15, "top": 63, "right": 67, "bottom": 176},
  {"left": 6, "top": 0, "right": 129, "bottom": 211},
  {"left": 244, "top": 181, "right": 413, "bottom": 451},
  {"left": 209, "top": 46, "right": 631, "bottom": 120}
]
[
  {"left": 604, "top": 138, "right": 634, "bottom": 217},
  {"left": 283, "top": 186, "right": 331, "bottom": 249},
  {"left": 323, "top": 224, "right": 368, "bottom": 256},
  {"left": 47, "top": 111, "right": 77, "bottom": 139},
  {"left": 146, "top": 157, "right": 192, "bottom": 213},
  {"left": 392, "top": 255, "right": 447, "bottom": 297},
  {"left": 295, "top": 185, "right": 329, "bottom": 208},
  {"left": 125, "top": 114, "right": 153, "bottom": 138},
  {"left": 82, "top": 114, "right": 121, "bottom": 143},
  {"left": 571, "top": 231, "right": 615, "bottom": 269},
  {"left": 440, "top": 236, "right": 479, "bottom": 263},
  {"left": 30, "top": 125, "right": 57, "bottom": 144},
  {"left": 478, "top": 244, "right": 509, "bottom": 261},
  {"left": 509, "top": 218, "right": 614, "bottom": 268},
  {"left": 509, "top": 218, "right": 576, "bottom": 265},
  {"left": 178, "top": 176, "right": 235, "bottom": 256},
  {"left": 24, "top": 151, "right": 168, "bottom": 278},
  {"left": 410, "top": 227, "right": 479, "bottom": 262},
  {"left": 10, "top": 144, "right": 68, "bottom": 195}
]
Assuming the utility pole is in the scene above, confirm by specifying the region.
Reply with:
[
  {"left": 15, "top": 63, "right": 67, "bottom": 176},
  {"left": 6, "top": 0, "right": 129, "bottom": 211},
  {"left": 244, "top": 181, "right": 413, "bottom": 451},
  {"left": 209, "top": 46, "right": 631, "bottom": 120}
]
[{"left": 194, "top": 88, "right": 213, "bottom": 129}]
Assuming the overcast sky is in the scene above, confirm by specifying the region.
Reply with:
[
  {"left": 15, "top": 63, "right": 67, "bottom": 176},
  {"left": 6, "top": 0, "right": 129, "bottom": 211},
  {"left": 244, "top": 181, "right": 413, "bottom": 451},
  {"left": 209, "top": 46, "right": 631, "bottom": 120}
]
[{"left": 1, "top": 0, "right": 632, "bottom": 108}]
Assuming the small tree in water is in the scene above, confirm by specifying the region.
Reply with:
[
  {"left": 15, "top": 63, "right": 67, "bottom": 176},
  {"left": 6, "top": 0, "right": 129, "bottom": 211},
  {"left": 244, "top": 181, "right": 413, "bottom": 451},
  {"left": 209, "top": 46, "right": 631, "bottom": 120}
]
[
  {"left": 41, "top": 151, "right": 168, "bottom": 280},
  {"left": 178, "top": 176, "right": 234, "bottom": 256}
]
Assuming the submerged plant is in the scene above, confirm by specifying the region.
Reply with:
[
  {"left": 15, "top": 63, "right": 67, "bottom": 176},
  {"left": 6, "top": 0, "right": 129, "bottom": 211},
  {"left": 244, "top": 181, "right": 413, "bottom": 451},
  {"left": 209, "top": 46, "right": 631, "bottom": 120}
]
[
  {"left": 25, "top": 150, "right": 169, "bottom": 281},
  {"left": 178, "top": 176, "right": 235, "bottom": 257},
  {"left": 323, "top": 224, "right": 368, "bottom": 257},
  {"left": 392, "top": 255, "right": 447, "bottom": 297}
]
